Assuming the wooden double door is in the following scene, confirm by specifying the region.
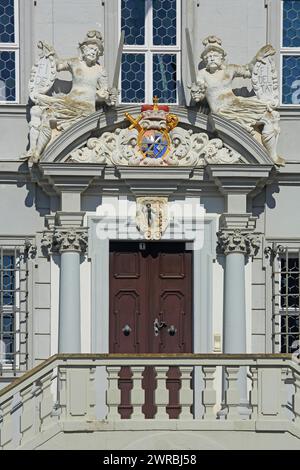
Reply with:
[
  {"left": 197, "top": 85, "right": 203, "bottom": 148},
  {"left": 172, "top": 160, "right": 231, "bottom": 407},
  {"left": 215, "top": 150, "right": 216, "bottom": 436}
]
[
  {"left": 109, "top": 241, "right": 193, "bottom": 418},
  {"left": 109, "top": 241, "right": 192, "bottom": 354}
]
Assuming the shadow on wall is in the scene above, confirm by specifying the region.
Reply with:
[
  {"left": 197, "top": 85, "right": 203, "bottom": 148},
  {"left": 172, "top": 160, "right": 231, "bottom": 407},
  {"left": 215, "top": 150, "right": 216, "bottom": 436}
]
[
  {"left": 251, "top": 180, "right": 280, "bottom": 219},
  {"left": 17, "top": 163, "right": 54, "bottom": 217}
]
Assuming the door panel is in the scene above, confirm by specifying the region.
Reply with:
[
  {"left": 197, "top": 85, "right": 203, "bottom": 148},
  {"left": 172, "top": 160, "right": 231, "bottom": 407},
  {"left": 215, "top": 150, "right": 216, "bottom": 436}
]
[{"left": 109, "top": 241, "right": 192, "bottom": 419}]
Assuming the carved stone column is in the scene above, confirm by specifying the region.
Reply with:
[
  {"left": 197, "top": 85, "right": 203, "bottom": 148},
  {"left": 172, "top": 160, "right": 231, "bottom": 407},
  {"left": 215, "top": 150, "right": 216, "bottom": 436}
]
[
  {"left": 42, "top": 228, "right": 88, "bottom": 353},
  {"left": 217, "top": 229, "right": 260, "bottom": 354},
  {"left": 217, "top": 229, "right": 260, "bottom": 415}
]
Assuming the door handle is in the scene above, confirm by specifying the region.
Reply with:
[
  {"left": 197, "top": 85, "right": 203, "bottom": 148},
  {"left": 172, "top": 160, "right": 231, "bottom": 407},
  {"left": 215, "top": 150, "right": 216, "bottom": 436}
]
[
  {"left": 168, "top": 325, "right": 177, "bottom": 336},
  {"left": 122, "top": 324, "right": 132, "bottom": 336},
  {"left": 153, "top": 318, "right": 167, "bottom": 336}
]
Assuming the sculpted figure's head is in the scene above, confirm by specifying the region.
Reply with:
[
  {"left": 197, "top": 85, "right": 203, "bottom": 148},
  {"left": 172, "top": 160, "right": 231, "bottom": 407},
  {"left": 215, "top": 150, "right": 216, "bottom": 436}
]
[
  {"left": 201, "top": 36, "right": 226, "bottom": 72},
  {"left": 79, "top": 30, "right": 104, "bottom": 65}
]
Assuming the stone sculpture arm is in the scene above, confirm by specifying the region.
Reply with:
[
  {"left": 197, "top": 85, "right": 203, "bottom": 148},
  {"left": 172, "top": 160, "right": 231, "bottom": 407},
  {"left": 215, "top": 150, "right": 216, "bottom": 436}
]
[
  {"left": 56, "top": 57, "right": 73, "bottom": 72},
  {"left": 232, "top": 44, "right": 276, "bottom": 79},
  {"left": 96, "top": 66, "right": 118, "bottom": 106}
]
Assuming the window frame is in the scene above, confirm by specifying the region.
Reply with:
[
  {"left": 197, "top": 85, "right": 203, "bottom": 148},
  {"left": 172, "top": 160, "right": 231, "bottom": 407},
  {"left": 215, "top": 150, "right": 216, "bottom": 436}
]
[
  {"left": 280, "top": 0, "right": 300, "bottom": 107},
  {"left": 119, "top": 0, "right": 181, "bottom": 105},
  {"left": 269, "top": 243, "right": 300, "bottom": 353},
  {"left": 0, "top": 244, "right": 29, "bottom": 374},
  {"left": 0, "top": 0, "right": 20, "bottom": 104}
]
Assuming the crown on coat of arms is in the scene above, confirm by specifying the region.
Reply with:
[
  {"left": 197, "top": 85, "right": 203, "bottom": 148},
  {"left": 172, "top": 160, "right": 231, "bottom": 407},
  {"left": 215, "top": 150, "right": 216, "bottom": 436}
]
[{"left": 124, "top": 97, "right": 178, "bottom": 161}]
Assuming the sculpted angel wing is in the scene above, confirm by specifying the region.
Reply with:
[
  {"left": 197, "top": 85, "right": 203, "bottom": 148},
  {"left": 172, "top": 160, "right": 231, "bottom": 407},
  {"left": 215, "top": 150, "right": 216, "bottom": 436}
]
[{"left": 29, "top": 41, "right": 57, "bottom": 103}]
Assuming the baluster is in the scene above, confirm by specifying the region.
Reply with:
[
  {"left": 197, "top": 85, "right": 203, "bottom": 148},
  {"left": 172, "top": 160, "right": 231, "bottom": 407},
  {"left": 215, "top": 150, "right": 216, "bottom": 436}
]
[
  {"left": 0, "top": 397, "right": 13, "bottom": 449},
  {"left": 131, "top": 366, "right": 145, "bottom": 420},
  {"left": 155, "top": 366, "right": 169, "bottom": 420},
  {"left": 294, "top": 369, "right": 300, "bottom": 426},
  {"left": 179, "top": 366, "right": 193, "bottom": 420},
  {"left": 225, "top": 366, "right": 240, "bottom": 420},
  {"left": 202, "top": 366, "right": 216, "bottom": 420},
  {"left": 249, "top": 366, "right": 258, "bottom": 420},
  {"left": 106, "top": 366, "right": 121, "bottom": 421}
]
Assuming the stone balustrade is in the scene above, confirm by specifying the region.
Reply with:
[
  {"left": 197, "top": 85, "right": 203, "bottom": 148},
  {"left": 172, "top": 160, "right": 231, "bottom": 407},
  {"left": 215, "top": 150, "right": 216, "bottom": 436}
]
[{"left": 0, "top": 354, "right": 300, "bottom": 448}]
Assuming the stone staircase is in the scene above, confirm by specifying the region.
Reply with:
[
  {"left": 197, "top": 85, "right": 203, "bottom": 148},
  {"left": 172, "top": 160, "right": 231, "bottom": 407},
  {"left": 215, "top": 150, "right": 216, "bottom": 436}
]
[{"left": 1, "top": 354, "right": 300, "bottom": 449}]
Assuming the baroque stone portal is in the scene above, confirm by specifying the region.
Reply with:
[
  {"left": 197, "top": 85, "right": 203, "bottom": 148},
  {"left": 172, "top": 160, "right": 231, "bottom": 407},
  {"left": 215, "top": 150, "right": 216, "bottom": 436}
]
[
  {"left": 24, "top": 31, "right": 118, "bottom": 163},
  {"left": 190, "top": 36, "right": 283, "bottom": 165}
]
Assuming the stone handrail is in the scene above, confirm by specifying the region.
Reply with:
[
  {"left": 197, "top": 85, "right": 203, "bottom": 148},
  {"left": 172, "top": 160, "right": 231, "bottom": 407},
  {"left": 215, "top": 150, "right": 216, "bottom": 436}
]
[{"left": 0, "top": 354, "right": 299, "bottom": 449}]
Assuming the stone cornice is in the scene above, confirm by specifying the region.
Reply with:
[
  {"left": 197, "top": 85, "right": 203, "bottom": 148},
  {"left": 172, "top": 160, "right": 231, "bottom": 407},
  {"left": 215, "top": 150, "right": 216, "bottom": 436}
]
[{"left": 207, "top": 165, "right": 274, "bottom": 197}]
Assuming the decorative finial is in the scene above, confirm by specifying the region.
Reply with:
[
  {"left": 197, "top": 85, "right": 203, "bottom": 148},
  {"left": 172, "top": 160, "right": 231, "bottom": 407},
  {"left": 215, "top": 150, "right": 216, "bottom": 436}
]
[{"left": 153, "top": 96, "right": 159, "bottom": 110}]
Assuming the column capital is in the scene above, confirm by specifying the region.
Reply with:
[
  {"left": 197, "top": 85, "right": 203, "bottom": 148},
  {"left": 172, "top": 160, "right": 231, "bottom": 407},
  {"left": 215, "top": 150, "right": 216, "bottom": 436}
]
[
  {"left": 217, "top": 229, "right": 261, "bottom": 256},
  {"left": 42, "top": 227, "right": 88, "bottom": 254}
]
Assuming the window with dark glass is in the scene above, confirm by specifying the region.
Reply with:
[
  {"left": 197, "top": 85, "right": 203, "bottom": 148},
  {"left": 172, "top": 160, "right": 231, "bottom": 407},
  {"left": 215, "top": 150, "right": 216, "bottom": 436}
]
[
  {"left": 281, "top": 0, "right": 300, "bottom": 105},
  {"left": 121, "top": 0, "right": 180, "bottom": 104},
  {"left": 0, "top": 0, "right": 19, "bottom": 102},
  {"left": 271, "top": 246, "right": 300, "bottom": 353},
  {"left": 0, "top": 248, "right": 29, "bottom": 371}
]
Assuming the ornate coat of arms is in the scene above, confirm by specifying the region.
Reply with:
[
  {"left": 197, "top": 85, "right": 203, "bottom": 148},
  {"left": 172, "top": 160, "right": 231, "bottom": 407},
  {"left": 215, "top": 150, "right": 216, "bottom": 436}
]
[
  {"left": 69, "top": 97, "right": 240, "bottom": 166},
  {"left": 125, "top": 97, "right": 178, "bottom": 165}
]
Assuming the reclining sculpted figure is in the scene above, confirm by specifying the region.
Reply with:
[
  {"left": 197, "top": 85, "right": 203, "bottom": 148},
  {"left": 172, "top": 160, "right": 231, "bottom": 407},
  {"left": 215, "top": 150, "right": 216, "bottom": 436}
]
[
  {"left": 190, "top": 36, "right": 283, "bottom": 165},
  {"left": 25, "top": 30, "right": 118, "bottom": 162}
]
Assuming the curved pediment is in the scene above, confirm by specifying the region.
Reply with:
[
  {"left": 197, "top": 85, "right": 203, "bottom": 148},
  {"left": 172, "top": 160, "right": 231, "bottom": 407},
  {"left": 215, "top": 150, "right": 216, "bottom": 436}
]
[{"left": 40, "top": 105, "right": 274, "bottom": 166}]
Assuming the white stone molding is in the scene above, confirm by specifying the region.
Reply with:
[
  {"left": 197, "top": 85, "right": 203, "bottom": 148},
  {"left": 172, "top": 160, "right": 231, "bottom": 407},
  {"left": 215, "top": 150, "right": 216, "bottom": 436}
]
[
  {"left": 41, "top": 228, "right": 88, "bottom": 254},
  {"left": 136, "top": 197, "right": 169, "bottom": 240},
  {"left": 217, "top": 229, "right": 261, "bottom": 256},
  {"left": 68, "top": 126, "right": 241, "bottom": 166}
]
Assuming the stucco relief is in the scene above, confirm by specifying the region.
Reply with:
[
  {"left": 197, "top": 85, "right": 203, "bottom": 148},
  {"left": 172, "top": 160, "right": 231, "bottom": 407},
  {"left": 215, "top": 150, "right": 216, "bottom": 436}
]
[
  {"left": 68, "top": 102, "right": 241, "bottom": 167},
  {"left": 189, "top": 36, "right": 283, "bottom": 165},
  {"left": 23, "top": 31, "right": 119, "bottom": 163},
  {"left": 136, "top": 197, "right": 168, "bottom": 240}
]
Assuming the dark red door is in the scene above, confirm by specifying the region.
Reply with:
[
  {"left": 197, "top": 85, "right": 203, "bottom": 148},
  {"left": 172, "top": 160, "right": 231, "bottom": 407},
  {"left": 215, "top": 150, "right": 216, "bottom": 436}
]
[{"left": 109, "top": 241, "right": 193, "bottom": 418}]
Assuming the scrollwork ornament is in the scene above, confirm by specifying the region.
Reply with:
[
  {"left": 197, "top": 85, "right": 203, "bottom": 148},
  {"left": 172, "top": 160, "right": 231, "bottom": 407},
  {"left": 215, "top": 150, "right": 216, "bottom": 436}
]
[{"left": 217, "top": 229, "right": 261, "bottom": 256}]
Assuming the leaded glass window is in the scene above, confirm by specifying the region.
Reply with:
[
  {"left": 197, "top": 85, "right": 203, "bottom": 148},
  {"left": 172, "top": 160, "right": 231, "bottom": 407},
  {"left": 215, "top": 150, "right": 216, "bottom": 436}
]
[
  {"left": 281, "top": 1, "right": 300, "bottom": 105},
  {"left": 0, "top": 247, "right": 29, "bottom": 372},
  {"left": 270, "top": 245, "right": 300, "bottom": 353},
  {"left": 0, "top": 0, "right": 18, "bottom": 102},
  {"left": 121, "top": 0, "right": 180, "bottom": 104}
]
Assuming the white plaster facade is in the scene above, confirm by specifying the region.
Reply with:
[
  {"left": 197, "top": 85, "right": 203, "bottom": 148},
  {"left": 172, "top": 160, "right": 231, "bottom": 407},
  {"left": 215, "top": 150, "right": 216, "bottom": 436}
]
[{"left": 0, "top": 0, "right": 300, "bottom": 450}]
